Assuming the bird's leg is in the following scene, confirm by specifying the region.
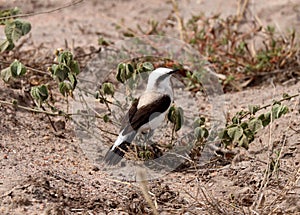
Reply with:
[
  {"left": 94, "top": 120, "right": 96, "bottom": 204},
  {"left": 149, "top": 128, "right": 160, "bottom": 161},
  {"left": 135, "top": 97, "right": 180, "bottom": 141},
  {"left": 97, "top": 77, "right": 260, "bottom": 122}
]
[
  {"left": 136, "top": 130, "right": 155, "bottom": 148},
  {"left": 144, "top": 129, "right": 154, "bottom": 144}
]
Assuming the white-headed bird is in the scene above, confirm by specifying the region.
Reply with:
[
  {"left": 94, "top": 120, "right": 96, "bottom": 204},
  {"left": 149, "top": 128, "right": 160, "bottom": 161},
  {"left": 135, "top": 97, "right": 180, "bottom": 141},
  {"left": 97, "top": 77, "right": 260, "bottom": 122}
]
[{"left": 103, "top": 67, "right": 178, "bottom": 165}]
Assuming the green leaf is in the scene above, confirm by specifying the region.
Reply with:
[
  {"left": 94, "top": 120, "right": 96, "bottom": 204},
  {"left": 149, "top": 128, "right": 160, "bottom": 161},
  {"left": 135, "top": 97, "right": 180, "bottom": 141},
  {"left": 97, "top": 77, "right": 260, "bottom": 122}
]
[
  {"left": 248, "top": 105, "right": 260, "bottom": 115},
  {"left": 248, "top": 118, "right": 263, "bottom": 133},
  {"left": 167, "top": 106, "right": 176, "bottom": 123},
  {"left": 21, "top": 21, "right": 31, "bottom": 35},
  {"left": 0, "top": 67, "right": 12, "bottom": 82},
  {"left": 218, "top": 129, "right": 227, "bottom": 139},
  {"left": 238, "top": 134, "right": 249, "bottom": 149},
  {"left": 271, "top": 104, "right": 289, "bottom": 119},
  {"left": 103, "top": 114, "right": 110, "bottom": 123},
  {"left": 0, "top": 7, "right": 21, "bottom": 25},
  {"left": 227, "top": 125, "right": 243, "bottom": 142},
  {"left": 0, "top": 39, "right": 14, "bottom": 52},
  {"left": 232, "top": 116, "right": 241, "bottom": 124},
  {"left": 69, "top": 60, "right": 80, "bottom": 75},
  {"left": 168, "top": 106, "right": 184, "bottom": 131},
  {"left": 17, "top": 60, "right": 25, "bottom": 75},
  {"left": 193, "top": 117, "right": 205, "bottom": 128},
  {"left": 30, "top": 85, "right": 49, "bottom": 107},
  {"left": 55, "top": 50, "right": 80, "bottom": 75},
  {"left": 58, "top": 51, "right": 73, "bottom": 65},
  {"left": 5, "top": 21, "right": 21, "bottom": 43},
  {"left": 116, "top": 63, "right": 126, "bottom": 83},
  {"left": 101, "top": 82, "right": 115, "bottom": 97},
  {"left": 218, "top": 129, "right": 232, "bottom": 147},
  {"left": 240, "top": 121, "right": 249, "bottom": 129},
  {"left": 258, "top": 112, "right": 271, "bottom": 127},
  {"left": 0, "top": 60, "right": 26, "bottom": 81},
  {"left": 10, "top": 59, "right": 26, "bottom": 77},
  {"left": 5, "top": 20, "right": 31, "bottom": 44},
  {"left": 51, "top": 64, "right": 69, "bottom": 82},
  {"left": 243, "top": 129, "right": 254, "bottom": 144},
  {"left": 174, "top": 107, "right": 184, "bottom": 132},
  {"left": 142, "top": 62, "right": 154, "bottom": 71},
  {"left": 68, "top": 72, "right": 77, "bottom": 90},
  {"left": 59, "top": 82, "right": 72, "bottom": 97},
  {"left": 125, "top": 63, "right": 134, "bottom": 79},
  {"left": 194, "top": 127, "right": 209, "bottom": 140}
]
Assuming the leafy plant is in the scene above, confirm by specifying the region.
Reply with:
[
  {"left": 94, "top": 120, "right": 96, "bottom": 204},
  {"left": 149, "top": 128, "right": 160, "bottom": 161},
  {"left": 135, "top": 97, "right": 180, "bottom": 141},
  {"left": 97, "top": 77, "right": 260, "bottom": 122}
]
[
  {"left": 1, "top": 48, "right": 81, "bottom": 112},
  {"left": 184, "top": 70, "right": 205, "bottom": 92},
  {"left": 125, "top": 6, "right": 299, "bottom": 91},
  {"left": 0, "top": 7, "right": 20, "bottom": 24},
  {"left": 0, "top": 59, "right": 27, "bottom": 82},
  {"left": 30, "top": 85, "right": 49, "bottom": 107},
  {"left": 116, "top": 61, "right": 154, "bottom": 84},
  {"left": 168, "top": 105, "right": 184, "bottom": 132},
  {"left": 188, "top": 16, "right": 298, "bottom": 90},
  {"left": 49, "top": 49, "right": 80, "bottom": 97},
  {"left": 219, "top": 100, "right": 289, "bottom": 149},
  {"left": 101, "top": 82, "right": 115, "bottom": 97},
  {"left": 0, "top": 8, "right": 31, "bottom": 52},
  {"left": 193, "top": 117, "right": 209, "bottom": 141}
]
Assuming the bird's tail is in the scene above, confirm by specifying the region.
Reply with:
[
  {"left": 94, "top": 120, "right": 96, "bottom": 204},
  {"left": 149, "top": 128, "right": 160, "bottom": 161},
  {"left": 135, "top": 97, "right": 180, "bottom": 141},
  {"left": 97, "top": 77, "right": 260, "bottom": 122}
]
[{"left": 103, "top": 131, "right": 136, "bottom": 165}]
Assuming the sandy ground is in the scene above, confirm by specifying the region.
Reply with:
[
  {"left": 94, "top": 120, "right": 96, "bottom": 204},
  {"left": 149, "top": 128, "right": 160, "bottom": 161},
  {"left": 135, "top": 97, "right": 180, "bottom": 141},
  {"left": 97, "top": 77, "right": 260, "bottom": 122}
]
[
  {"left": 1, "top": 0, "right": 300, "bottom": 47},
  {"left": 0, "top": 0, "right": 300, "bottom": 214}
]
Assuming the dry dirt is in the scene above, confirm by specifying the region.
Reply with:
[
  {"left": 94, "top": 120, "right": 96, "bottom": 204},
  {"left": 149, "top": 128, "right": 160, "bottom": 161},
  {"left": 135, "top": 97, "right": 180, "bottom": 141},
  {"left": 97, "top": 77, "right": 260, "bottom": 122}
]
[{"left": 0, "top": 0, "right": 300, "bottom": 214}]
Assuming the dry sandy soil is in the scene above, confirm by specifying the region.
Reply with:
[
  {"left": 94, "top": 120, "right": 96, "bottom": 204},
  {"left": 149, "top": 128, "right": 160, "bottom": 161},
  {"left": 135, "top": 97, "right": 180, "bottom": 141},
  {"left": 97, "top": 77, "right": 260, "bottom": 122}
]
[{"left": 0, "top": 0, "right": 300, "bottom": 214}]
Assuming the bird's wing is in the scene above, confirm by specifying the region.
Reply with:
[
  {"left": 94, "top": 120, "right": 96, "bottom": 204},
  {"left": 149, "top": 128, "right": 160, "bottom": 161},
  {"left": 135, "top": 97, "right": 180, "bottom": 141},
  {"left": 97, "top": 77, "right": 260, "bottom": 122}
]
[
  {"left": 120, "top": 98, "right": 139, "bottom": 132},
  {"left": 121, "top": 94, "right": 171, "bottom": 135}
]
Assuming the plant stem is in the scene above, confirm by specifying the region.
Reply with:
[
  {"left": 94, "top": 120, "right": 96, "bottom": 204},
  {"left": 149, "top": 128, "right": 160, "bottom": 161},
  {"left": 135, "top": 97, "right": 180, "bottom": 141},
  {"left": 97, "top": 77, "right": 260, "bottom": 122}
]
[
  {"left": 0, "top": 100, "right": 104, "bottom": 119},
  {"left": 0, "top": 60, "right": 51, "bottom": 76},
  {"left": 0, "top": 100, "right": 64, "bottom": 116},
  {"left": 241, "top": 93, "right": 300, "bottom": 119},
  {"left": 41, "top": 104, "right": 57, "bottom": 132},
  {"left": 98, "top": 89, "right": 112, "bottom": 113},
  {"left": 0, "top": 0, "right": 84, "bottom": 20},
  {"left": 26, "top": 65, "right": 51, "bottom": 76}
]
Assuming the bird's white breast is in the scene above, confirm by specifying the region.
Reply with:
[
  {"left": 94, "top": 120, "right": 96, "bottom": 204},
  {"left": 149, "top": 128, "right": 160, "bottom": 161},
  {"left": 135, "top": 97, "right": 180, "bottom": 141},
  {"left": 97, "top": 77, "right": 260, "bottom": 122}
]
[{"left": 137, "top": 92, "right": 165, "bottom": 109}]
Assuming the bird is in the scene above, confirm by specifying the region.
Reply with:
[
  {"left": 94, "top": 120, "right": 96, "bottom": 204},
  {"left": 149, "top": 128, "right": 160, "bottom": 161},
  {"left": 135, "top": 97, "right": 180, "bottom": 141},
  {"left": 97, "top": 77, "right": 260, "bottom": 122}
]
[{"left": 103, "top": 67, "right": 179, "bottom": 165}]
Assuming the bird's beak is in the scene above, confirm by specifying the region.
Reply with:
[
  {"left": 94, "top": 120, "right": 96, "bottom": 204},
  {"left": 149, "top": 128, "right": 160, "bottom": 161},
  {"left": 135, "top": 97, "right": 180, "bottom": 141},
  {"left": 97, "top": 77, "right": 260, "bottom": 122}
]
[{"left": 168, "top": 69, "right": 180, "bottom": 75}]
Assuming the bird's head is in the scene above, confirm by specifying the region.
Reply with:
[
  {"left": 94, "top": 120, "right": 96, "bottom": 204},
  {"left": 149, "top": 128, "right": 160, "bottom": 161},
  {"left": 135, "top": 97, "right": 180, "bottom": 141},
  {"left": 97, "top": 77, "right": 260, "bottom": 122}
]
[{"left": 146, "top": 67, "right": 179, "bottom": 93}]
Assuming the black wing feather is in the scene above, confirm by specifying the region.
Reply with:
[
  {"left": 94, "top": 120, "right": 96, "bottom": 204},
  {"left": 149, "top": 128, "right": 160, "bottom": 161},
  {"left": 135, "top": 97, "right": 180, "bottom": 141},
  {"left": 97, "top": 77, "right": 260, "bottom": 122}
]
[
  {"left": 120, "top": 98, "right": 139, "bottom": 132},
  {"left": 122, "top": 94, "right": 171, "bottom": 135}
]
